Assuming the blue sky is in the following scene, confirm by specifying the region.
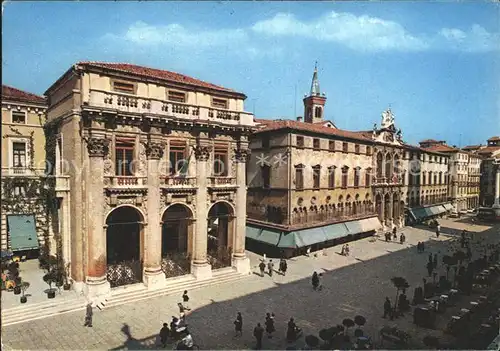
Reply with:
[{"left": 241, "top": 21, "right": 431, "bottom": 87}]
[{"left": 2, "top": 1, "right": 499, "bottom": 146}]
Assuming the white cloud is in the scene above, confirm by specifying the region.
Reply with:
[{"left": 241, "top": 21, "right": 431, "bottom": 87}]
[{"left": 102, "top": 12, "right": 500, "bottom": 57}]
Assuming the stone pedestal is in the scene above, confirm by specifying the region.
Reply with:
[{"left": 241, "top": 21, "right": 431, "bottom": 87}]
[
  {"left": 143, "top": 268, "right": 166, "bottom": 290},
  {"left": 191, "top": 262, "right": 212, "bottom": 280},
  {"left": 84, "top": 276, "right": 110, "bottom": 303},
  {"left": 232, "top": 255, "right": 251, "bottom": 275}
]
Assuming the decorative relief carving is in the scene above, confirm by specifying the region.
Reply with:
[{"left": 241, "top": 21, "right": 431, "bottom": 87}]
[
  {"left": 87, "top": 138, "right": 109, "bottom": 157},
  {"left": 145, "top": 141, "right": 165, "bottom": 160},
  {"left": 234, "top": 148, "right": 250, "bottom": 163},
  {"left": 138, "top": 142, "right": 147, "bottom": 176},
  {"left": 103, "top": 154, "right": 113, "bottom": 176},
  {"left": 193, "top": 145, "right": 211, "bottom": 162},
  {"left": 116, "top": 197, "right": 137, "bottom": 206}
]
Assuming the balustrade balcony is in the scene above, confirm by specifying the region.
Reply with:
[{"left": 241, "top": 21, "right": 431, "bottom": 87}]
[
  {"left": 104, "top": 176, "right": 147, "bottom": 188},
  {"left": 373, "top": 175, "right": 403, "bottom": 186},
  {"left": 208, "top": 177, "right": 237, "bottom": 187},
  {"left": 88, "top": 89, "right": 254, "bottom": 126},
  {"left": 12, "top": 167, "right": 27, "bottom": 175},
  {"left": 162, "top": 176, "right": 197, "bottom": 188}
]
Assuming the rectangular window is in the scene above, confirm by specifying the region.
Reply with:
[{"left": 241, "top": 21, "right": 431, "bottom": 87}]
[
  {"left": 115, "top": 140, "right": 135, "bottom": 176},
  {"left": 355, "top": 144, "right": 360, "bottom": 154},
  {"left": 262, "top": 165, "right": 270, "bottom": 188},
  {"left": 329, "top": 140, "right": 335, "bottom": 151},
  {"left": 342, "top": 142, "right": 348, "bottom": 153},
  {"left": 313, "top": 138, "right": 320, "bottom": 150},
  {"left": 341, "top": 167, "right": 348, "bottom": 188},
  {"left": 262, "top": 136, "right": 270, "bottom": 149},
  {"left": 354, "top": 168, "right": 359, "bottom": 187},
  {"left": 213, "top": 144, "right": 228, "bottom": 176},
  {"left": 296, "top": 136, "right": 304, "bottom": 148},
  {"left": 366, "top": 146, "right": 372, "bottom": 156},
  {"left": 365, "top": 170, "right": 371, "bottom": 187},
  {"left": 169, "top": 143, "right": 186, "bottom": 175},
  {"left": 12, "top": 111, "right": 26, "bottom": 124},
  {"left": 328, "top": 167, "right": 335, "bottom": 189},
  {"left": 12, "top": 142, "right": 27, "bottom": 169},
  {"left": 113, "top": 81, "right": 135, "bottom": 94},
  {"left": 295, "top": 167, "right": 304, "bottom": 189},
  {"left": 313, "top": 166, "right": 320, "bottom": 189},
  {"left": 167, "top": 90, "right": 186, "bottom": 103},
  {"left": 212, "top": 98, "right": 228, "bottom": 109}
]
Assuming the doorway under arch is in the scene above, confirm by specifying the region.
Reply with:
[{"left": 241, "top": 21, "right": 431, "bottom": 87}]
[
  {"left": 105, "top": 205, "right": 144, "bottom": 287},
  {"left": 161, "top": 204, "right": 194, "bottom": 277},
  {"left": 207, "top": 202, "right": 234, "bottom": 269}
]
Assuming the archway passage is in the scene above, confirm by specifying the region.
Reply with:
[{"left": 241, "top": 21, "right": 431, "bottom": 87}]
[
  {"left": 161, "top": 204, "right": 193, "bottom": 278},
  {"left": 207, "top": 202, "right": 234, "bottom": 269},
  {"left": 106, "top": 206, "right": 143, "bottom": 287}
]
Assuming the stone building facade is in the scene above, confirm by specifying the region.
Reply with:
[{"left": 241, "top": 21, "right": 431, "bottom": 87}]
[
  {"left": 1, "top": 85, "right": 50, "bottom": 254},
  {"left": 477, "top": 136, "right": 500, "bottom": 207},
  {"left": 44, "top": 62, "right": 255, "bottom": 299}
]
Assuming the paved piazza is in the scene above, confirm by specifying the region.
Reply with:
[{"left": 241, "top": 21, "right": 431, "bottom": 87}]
[{"left": 3, "top": 217, "right": 499, "bottom": 350}]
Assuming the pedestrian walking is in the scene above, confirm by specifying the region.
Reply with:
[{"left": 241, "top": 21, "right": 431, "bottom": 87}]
[
  {"left": 279, "top": 258, "right": 288, "bottom": 276},
  {"left": 383, "top": 297, "right": 392, "bottom": 319},
  {"left": 400, "top": 233, "right": 405, "bottom": 245},
  {"left": 265, "top": 312, "right": 275, "bottom": 338},
  {"left": 253, "top": 323, "right": 264, "bottom": 349},
  {"left": 306, "top": 247, "right": 311, "bottom": 257},
  {"left": 267, "top": 259, "right": 274, "bottom": 277},
  {"left": 182, "top": 290, "right": 191, "bottom": 310},
  {"left": 426, "top": 261, "right": 433, "bottom": 277},
  {"left": 436, "top": 224, "right": 441, "bottom": 238},
  {"left": 177, "top": 302, "right": 186, "bottom": 319},
  {"left": 84, "top": 303, "right": 93, "bottom": 327},
  {"left": 259, "top": 260, "right": 266, "bottom": 277},
  {"left": 345, "top": 244, "right": 350, "bottom": 256},
  {"left": 312, "top": 271, "right": 319, "bottom": 290},
  {"left": 234, "top": 312, "right": 243, "bottom": 337},
  {"left": 159, "top": 323, "right": 169, "bottom": 348},
  {"left": 421, "top": 241, "right": 425, "bottom": 252}
]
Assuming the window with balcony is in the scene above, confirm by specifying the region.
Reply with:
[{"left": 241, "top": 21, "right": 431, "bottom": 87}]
[
  {"left": 313, "top": 165, "right": 321, "bottom": 189},
  {"left": 11, "top": 111, "right": 26, "bottom": 124},
  {"left": 341, "top": 166, "right": 349, "bottom": 188},
  {"left": 313, "top": 138, "right": 320, "bottom": 150},
  {"left": 115, "top": 141, "right": 135, "bottom": 176},
  {"left": 422, "top": 172, "right": 426, "bottom": 185},
  {"left": 212, "top": 97, "right": 228, "bottom": 109},
  {"left": 12, "top": 142, "right": 27, "bottom": 173},
  {"left": 295, "top": 165, "right": 304, "bottom": 189},
  {"left": 355, "top": 144, "right": 360, "bottom": 154},
  {"left": 328, "top": 166, "right": 336, "bottom": 188},
  {"left": 439, "top": 172, "right": 442, "bottom": 184},
  {"left": 354, "top": 168, "right": 360, "bottom": 187},
  {"left": 329, "top": 140, "right": 335, "bottom": 151},
  {"left": 433, "top": 173, "right": 437, "bottom": 185},
  {"left": 213, "top": 144, "right": 228, "bottom": 176},
  {"left": 112, "top": 81, "right": 135, "bottom": 94},
  {"left": 296, "top": 136, "right": 304, "bottom": 148},
  {"left": 167, "top": 90, "right": 186, "bottom": 103},
  {"left": 262, "top": 165, "right": 270, "bottom": 188},
  {"left": 169, "top": 142, "right": 187, "bottom": 175},
  {"left": 342, "top": 142, "right": 348, "bottom": 153}
]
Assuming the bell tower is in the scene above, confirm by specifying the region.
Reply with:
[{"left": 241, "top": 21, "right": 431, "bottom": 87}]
[{"left": 303, "top": 62, "right": 326, "bottom": 124}]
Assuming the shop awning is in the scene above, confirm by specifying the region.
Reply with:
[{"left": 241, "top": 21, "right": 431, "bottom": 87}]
[
  {"left": 443, "top": 203, "right": 453, "bottom": 211},
  {"left": 410, "top": 208, "right": 428, "bottom": 220},
  {"left": 7, "top": 214, "right": 39, "bottom": 252},
  {"left": 345, "top": 220, "right": 364, "bottom": 235},
  {"left": 295, "top": 227, "right": 329, "bottom": 247},
  {"left": 427, "top": 206, "right": 442, "bottom": 216},
  {"left": 359, "top": 217, "right": 383, "bottom": 232},
  {"left": 246, "top": 226, "right": 280, "bottom": 246},
  {"left": 246, "top": 226, "right": 262, "bottom": 240},
  {"left": 325, "top": 222, "right": 350, "bottom": 240}
]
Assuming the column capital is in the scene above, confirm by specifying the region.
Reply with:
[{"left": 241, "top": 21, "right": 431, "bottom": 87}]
[
  {"left": 87, "top": 138, "right": 110, "bottom": 157},
  {"left": 193, "top": 144, "right": 212, "bottom": 162},
  {"left": 234, "top": 148, "right": 250, "bottom": 163},
  {"left": 145, "top": 141, "right": 165, "bottom": 160}
]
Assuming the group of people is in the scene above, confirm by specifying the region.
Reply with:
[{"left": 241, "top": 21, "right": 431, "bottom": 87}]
[
  {"left": 426, "top": 253, "right": 439, "bottom": 277},
  {"left": 384, "top": 227, "right": 406, "bottom": 244},
  {"left": 416, "top": 241, "right": 426, "bottom": 253},
  {"left": 311, "top": 271, "right": 323, "bottom": 291},
  {"left": 258, "top": 258, "right": 288, "bottom": 277},
  {"left": 159, "top": 291, "right": 195, "bottom": 350},
  {"left": 340, "top": 244, "right": 350, "bottom": 256}
]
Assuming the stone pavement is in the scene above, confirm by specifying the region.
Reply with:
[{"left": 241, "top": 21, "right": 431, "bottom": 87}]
[{"left": 2, "top": 217, "right": 499, "bottom": 350}]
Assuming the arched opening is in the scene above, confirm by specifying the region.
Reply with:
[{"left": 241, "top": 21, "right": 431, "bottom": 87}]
[
  {"left": 384, "top": 193, "right": 391, "bottom": 223},
  {"left": 376, "top": 153, "right": 383, "bottom": 178},
  {"left": 161, "top": 204, "right": 193, "bottom": 277},
  {"left": 106, "top": 206, "right": 144, "bottom": 287},
  {"left": 376, "top": 194, "right": 382, "bottom": 222},
  {"left": 385, "top": 153, "right": 392, "bottom": 180},
  {"left": 208, "top": 202, "right": 234, "bottom": 269},
  {"left": 392, "top": 193, "right": 399, "bottom": 224}
]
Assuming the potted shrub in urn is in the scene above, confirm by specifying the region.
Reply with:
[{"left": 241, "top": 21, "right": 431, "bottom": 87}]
[
  {"left": 20, "top": 281, "right": 30, "bottom": 303},
  {"left": 43, "top": 271, "right": 57, "bottom": 298}
]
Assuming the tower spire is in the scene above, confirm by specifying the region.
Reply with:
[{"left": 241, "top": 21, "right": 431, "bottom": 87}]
[{"left": 310, "top": 61, "right": 320, "bottom": 96}]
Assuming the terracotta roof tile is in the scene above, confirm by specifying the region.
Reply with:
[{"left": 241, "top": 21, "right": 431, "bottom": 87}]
[
  {"left": 77, "top": 61, "right": 243, "bottom": 96},
  {"left": 477, "top": 146, "right": 500, "bottom": 155},
  {"left": 254, "top": 118, "right": 372, "bottom": 142},
  {"left": 422, "top": 144, "right": 459, "bottom": 153},
  {"left": 419, "top": 139, "right": 440, "bottom": 143},
  {"left": 487, "top": 136, "right": 500, "bottom": 142},
  {"left": 462, "top": 145, "right": 482, "bottom": 150},
  {"left": 2, "top": 85, "right": 46, "bottom": 105}
]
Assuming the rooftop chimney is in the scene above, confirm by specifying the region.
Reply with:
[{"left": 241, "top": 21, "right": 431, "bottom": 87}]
[{"left": 296, "top": 116, "right": 303, "bottom": 122}]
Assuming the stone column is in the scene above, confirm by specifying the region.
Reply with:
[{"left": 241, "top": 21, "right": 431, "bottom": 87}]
[
  {"left": 191, "top": 143, "right": 212, "bottom": 280},
  {"left": 143, "top": 141, "right": 167, "bottom": 289},
  {"left": 232, "top": 143, "right": 251, "bottom": 275},
  {"left": 84, "top": 137, "right": 111, "bottom": 301},
  {"left": 493, "top": 164, "right": 500, "bottom": 208}
]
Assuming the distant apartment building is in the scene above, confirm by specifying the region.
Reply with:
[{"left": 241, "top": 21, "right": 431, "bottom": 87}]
[
  {"left": 1, "top": 85, "right": 50, "bottom": 255},
  {"left": 476, "top": 136, "right": 500, "bottom": 207}
]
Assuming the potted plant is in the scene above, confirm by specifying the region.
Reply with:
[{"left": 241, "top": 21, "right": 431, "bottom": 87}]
[
  {"left": 43, "top": 270, "right": 57, "bottom": 298},
  {"left": 20, "top": 281, "right": 30, "bottom": 303}
]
